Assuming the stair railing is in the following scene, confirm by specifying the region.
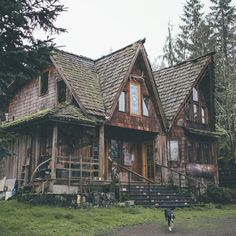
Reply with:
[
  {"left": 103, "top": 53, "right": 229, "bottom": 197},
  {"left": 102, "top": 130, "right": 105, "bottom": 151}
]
[
  {"left": 156, "top": 163, "right": 207, "bottom": 195},
  {"left": 112, "top": 162, "right": 155, "bottom": 204}
]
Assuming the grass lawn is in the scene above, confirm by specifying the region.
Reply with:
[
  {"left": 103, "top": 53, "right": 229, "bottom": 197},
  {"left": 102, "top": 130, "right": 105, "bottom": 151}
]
[{"left": 0, "top": 200, "right": 236, "bottom": 236}]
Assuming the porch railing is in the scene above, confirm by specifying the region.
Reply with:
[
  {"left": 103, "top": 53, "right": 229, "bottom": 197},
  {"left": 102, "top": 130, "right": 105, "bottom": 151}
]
[
  {"left": 156, "top": 163, "right": 207, "bottom": 195},
  {"left": 115, "top": 163, "right": 155, "bottom": 205}
]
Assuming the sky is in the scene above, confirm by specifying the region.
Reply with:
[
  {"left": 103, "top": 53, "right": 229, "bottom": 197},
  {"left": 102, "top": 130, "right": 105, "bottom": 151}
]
[{"left": 47, "top": 0, "right": 234, "bottom": 63}]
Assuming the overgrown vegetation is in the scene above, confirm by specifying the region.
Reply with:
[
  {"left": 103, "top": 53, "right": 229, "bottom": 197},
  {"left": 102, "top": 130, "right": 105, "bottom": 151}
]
[{"left": 198, "top": 184, "right": 236, "bottom": 204}]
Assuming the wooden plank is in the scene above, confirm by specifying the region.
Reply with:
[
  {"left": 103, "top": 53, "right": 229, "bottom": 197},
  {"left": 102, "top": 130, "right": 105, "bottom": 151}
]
[{"left": 99, "top": 124, "right": 105, "bottom": 179}]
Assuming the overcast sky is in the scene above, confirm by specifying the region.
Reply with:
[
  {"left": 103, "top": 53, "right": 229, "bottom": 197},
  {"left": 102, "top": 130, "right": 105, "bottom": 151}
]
[{"left": 49, "top": 0, "right": 235, "bottom": 62}]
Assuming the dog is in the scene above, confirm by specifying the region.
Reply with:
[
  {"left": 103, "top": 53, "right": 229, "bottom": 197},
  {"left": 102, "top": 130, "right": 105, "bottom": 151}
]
[{"left": 164, "top": 208, "right": 175, "bottom": 232}]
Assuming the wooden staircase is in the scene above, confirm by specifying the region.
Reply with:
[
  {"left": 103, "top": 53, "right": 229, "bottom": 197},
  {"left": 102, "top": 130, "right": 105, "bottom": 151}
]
[{"left": 120, "top": 183, "right": 197, "bottom": 208}]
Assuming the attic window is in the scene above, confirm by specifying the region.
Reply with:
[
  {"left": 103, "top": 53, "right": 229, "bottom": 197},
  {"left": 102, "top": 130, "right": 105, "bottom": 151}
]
[
  {"left": 130, "top": 82, "right": 141, "bottom": 115},
  {"left": 118, "top": 91, "right": 126, "bottom": 112},
  {"left": 57, "top": 80, "right": 66, "bottom": 103},
  {"left": 39, "top": 71, "right": 49, "bottom": 95}
]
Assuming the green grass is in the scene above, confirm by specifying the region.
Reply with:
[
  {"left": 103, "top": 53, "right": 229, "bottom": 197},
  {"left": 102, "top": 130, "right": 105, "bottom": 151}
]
[{"left": 0, "top": 200, "right": 236, "bottom": 236}]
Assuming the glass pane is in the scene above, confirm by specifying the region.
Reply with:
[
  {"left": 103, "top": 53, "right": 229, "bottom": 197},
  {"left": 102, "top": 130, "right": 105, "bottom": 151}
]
[
  {"left": 201, "top": 107, "right": 205, "bottom": 124},
  {"left": 119, "top": 92, "right": 125, "bottom": 112},
  {"left": 169, "top": 140, "right": 179, "bottom": 161},
  {"left": 143, "top": 97, "right": 149, "bottom": 116},
  {"left": 193, "top": 87, "right": 198, "bottom": 101},
  {"left": 130, "top": 83, "right": 139, "bottom": 114},
  {"left": 193, "top": 104, "right": 199, "bottom": 121}
]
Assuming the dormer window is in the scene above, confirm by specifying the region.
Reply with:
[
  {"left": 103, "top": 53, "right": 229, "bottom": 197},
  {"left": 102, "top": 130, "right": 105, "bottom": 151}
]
[
  {"left": 130, "top": 82, "right": 140, "bottom": 115},
  {"left": 39, "top": 71, "right": 49, "bottom": 96},
  {"left": 118, "top": 91, "right": 126, "bottom": 112},
  {"left": 187, "top": 86, "right": 208, "bottom": 124},
  {"left": 57, "top": 80, "right": 66, "bottom": 103}
]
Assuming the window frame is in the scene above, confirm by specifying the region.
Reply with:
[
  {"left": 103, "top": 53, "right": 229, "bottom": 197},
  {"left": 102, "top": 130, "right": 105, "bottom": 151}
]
[
  {"left": 39, "top": 71, "right": 49, "bottom": 96},
  {"left": 57, "top": 80, "right": 67, "bottom": 104},
  {"left": 130, "top": 81, "right": 141, "bottom": 115},
  {"left": 118, "top": 91, "right": 126, "bottom": 112}
]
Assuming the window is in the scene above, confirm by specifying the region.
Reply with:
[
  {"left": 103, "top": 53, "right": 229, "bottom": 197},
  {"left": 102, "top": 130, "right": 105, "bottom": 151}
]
[
  {"left": 187, "top": 142, "right": 194, "bottom": 162},
  {"left": 142, "top": 97, "right": 149, "bottom": 116},
  {"left": 39, "top": 71, "right": 49, "bottom": 95},
  {"left": 130, "top": 82, "right": 140, "bottom": 114},
  {"left": 196, "top": 143, "right": 202, "bottom": 163},
  {"left": 203, "top": 144, "right": 211, "bottom": 164},
  {"left": 57, "top": 80, "right": 66, "bottom": 103},
  {"left": 118, "top": 91, "right": 126, "bottom": 112},
  {"left": 193, "top": 104, "right": 199, "bottom": 121},
  {"left": 193, "top": 87, "right": 198, "bottom": 101},
  {"left": 201, "top": 107, "right": 206, "bottom": 124},
  {"left": 168, "top": 140, "right": 179, "bottom": 161}
]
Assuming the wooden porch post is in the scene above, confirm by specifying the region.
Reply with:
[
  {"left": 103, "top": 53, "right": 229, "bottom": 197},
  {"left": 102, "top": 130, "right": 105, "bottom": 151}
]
[
  {"left": 34, "top": 131, "right": 40, "bottom": 171},
  {"left": 50, "top": 125, "right": 58, "bottom": 190},
  {"left": 99, "top": 124, "right": 105, "bottom": 180},
  {"left": 162, "top": 135, "right": 168, "bottom": 185}
]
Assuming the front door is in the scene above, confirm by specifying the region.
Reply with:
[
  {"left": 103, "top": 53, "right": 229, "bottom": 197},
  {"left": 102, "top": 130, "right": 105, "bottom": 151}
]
[{"left": 143, "top": 142, "right": 155, "bottom": 179}]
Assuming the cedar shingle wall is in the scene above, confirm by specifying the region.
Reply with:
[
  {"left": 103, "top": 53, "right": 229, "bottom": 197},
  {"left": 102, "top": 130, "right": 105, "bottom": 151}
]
[{"left": 8, "top": 68, "right": 59, "bottom": 119}]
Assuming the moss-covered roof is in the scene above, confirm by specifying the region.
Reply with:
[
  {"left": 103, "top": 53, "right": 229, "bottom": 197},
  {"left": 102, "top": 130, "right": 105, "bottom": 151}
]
[
  {"left": 0, "top": 104, "right": 95, "bottom": 129},
  {"left": 153, "top": 54, "right": 213, "bottom": 125},
  {"left": 184, "top": 127, "right": 222, "bottom": 138}
]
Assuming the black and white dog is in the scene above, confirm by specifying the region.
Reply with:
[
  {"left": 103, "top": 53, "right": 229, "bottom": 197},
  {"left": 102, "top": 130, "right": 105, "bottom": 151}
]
[{"left": 164, "top": 208, "right": 175, "bottom": 232}]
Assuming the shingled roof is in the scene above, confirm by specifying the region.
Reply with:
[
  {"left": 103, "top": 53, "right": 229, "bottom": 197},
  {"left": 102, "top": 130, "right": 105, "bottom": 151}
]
[
  {"left": 95, "top": 40, "right": 142, "bottom": 116},
  {"left": 50, "top": 50, "right": 105, "bottom": 117},
  {"left": 153, "top": 54, "right": 212, "bottom": 125},
  {"left": 51, "top": 40, "right": 144, "bottom": 118}
]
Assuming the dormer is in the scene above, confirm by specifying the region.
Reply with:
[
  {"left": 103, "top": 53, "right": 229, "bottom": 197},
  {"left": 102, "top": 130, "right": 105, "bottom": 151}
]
[{"left": 118, "top": 75, "right": 151, "bottom": 118}]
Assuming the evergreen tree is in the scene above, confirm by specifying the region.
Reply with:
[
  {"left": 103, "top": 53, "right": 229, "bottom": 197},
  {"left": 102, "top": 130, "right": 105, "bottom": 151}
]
[
  {"left": 0, "top": 0, "right": 65, "bottom": 158},
  {"left": 0, "top": 0, "right": 66, "bottom": 96},
  {"left": 208, "top": 0, "right": 236, "bottom": 162},
  {"left": 175, "top": 0, "right": 206, "bottom": 60},
  {"left": 163, "top": 22, "right": 177, "bottom": 66}
]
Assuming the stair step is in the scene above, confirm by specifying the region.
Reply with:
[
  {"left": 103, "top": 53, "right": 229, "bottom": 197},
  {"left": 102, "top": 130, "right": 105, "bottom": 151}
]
[{"left": 120, "top": 183, "right": 196, "bottom": 208}]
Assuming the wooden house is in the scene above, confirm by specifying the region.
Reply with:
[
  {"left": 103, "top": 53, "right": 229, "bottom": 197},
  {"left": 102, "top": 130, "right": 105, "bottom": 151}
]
[{"left": 0, "top": 39, "right": 219, "bottom": 194}]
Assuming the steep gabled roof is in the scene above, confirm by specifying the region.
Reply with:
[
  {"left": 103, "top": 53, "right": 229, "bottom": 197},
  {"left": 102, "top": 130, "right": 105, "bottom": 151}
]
[
  {"left": 50, "top": 50, "right": 105, "bottom": 117},
  {"left": 153, "top": 53, "right": 213, "bottom": 126},
  {"left": 95, "top": 40, "right": 143, "bottom": 116}
]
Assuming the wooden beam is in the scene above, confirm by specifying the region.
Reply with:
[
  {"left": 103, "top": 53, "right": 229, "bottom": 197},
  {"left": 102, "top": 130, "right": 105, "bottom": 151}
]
[
  {"left": 34, "top": 131, "right": 40, "bottom": 172},
  {"left": 51, "top": 125, "right": 58, "bottom": 189},
  {"left": 99, "top": 124, "right": 105, "bottom": 180}
]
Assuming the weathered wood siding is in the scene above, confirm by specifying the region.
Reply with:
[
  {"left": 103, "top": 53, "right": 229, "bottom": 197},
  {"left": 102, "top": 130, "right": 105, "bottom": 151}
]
[
  {"left": 108, "top": 62, "right": 161, "bottom": 133},
  {"left": 8, "top": 68, "right": 65, "bottom": 119}
]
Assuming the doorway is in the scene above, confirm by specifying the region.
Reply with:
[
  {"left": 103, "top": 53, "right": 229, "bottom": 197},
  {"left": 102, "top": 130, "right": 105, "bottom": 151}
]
[{"left": 143, "top": 142, "right": 155, "bottom": 179}]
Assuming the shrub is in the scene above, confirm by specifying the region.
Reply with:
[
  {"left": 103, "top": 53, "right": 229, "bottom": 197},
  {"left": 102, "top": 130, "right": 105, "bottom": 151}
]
[{"left": 197, "top": 184, "right": 236, "bottom": 204}]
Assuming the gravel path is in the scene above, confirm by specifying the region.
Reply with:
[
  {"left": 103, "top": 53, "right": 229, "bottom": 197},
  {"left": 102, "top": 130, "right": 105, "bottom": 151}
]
[{"left": 96, "top": 217, "right": 236, "bottom": 236}]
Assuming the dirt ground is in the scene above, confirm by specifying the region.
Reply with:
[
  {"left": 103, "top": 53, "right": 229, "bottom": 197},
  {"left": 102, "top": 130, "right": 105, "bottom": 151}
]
[{"left": 97, "top": 217, "right": 236, "bottom": 236}]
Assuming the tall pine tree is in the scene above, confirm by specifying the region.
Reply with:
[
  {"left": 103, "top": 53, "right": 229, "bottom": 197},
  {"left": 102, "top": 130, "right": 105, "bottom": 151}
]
[
  {"left": 177, "top": 0, "right": 204, "bottom": 60},
  {"left": 208, "top": 0, "right": 236, "bottom": 163}
]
